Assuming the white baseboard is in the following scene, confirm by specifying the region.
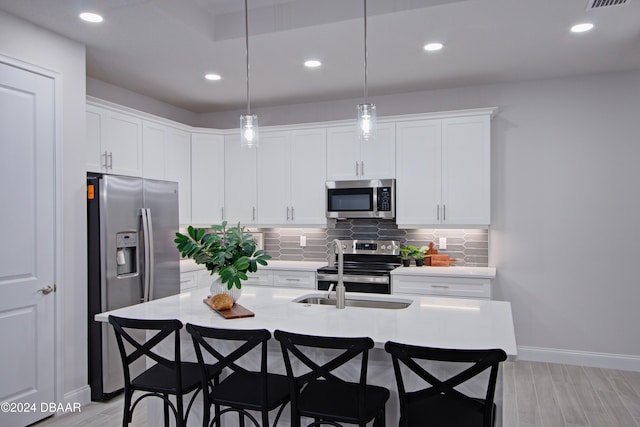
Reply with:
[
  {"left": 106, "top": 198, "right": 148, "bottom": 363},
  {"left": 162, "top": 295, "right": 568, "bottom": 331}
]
[
  {"left": 518, "top": 346, "right": 640, "bottom": 372},
  {"left": 63, "top": 385, "right": 91, "bottom": 407}
]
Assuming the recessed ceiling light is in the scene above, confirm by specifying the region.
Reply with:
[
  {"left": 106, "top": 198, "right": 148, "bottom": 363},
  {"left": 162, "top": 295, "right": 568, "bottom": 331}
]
[
  {"left": 571, "top": 22, "right": 594, "bottom": 33},
  {"left": 423, "top": 42, "right": 444, "bottom": 52},
  {"left": 79, "top": 12, "right": 103, "bottom": 23},
  {"left": 204, "top": 73, "right": 221, "bottom": 81},
  {"left": 304, "top": 60, "right": 322, "bottom": 68}
]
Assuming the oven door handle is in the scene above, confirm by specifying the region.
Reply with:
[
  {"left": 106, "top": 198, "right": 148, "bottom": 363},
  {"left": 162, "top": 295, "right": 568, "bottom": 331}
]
[{"left": 317, "top": 273, "right": 390, "bottom": 285}]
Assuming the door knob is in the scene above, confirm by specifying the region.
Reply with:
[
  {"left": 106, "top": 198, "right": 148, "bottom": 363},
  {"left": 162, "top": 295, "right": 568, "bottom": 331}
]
[{"left": 38, "top": 285, "right": 54, "bottom": 295}]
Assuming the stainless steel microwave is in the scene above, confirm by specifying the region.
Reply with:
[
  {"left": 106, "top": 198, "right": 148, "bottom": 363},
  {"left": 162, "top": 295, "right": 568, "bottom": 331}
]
[{"left": 326, "top": 179, "right": 395, "bottom": 219}]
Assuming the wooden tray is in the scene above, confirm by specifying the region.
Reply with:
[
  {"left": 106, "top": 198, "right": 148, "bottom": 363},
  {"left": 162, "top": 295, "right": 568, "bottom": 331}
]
[{"left": 203, "top": 297, "right": 255, "bottom": 319}]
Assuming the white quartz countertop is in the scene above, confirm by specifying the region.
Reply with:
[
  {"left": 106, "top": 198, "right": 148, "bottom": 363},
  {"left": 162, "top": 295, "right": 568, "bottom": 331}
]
[
  {"left": 181, "top": 259, "right": 327, "bottom": 273},
  {"left": 391, "top": 266, "right": 496, "bottom": 278},
  {"left": 95, "top": 285, "right": 516, "bottom": 357}
]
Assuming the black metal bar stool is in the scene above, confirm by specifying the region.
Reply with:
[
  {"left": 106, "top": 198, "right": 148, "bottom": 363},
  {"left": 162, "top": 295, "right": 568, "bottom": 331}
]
[
  {"left": 186, "top": 324, "right": 290, "bottom": 427},
  {"left": 384, "top": 341, "right": 507, "bottom": 427},
  {"left": 274, "top": 329, "right": 389, "bottom": 427},
  {"left": 108, "top": 315, "right": 214, "bottom": 427}
]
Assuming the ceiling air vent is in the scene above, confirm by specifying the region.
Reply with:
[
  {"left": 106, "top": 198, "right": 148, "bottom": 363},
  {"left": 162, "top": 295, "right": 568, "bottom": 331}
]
[{"left": 586, "top": 0, "right": 630, "bottom": 10}]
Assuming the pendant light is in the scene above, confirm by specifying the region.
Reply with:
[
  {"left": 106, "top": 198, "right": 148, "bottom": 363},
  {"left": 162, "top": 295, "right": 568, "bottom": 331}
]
[
  {"left": 240, "top": 0, "right": 258, "bottom": 148},
  {"left": 357, "top": 0, "right": 376, "bottom": 141}
]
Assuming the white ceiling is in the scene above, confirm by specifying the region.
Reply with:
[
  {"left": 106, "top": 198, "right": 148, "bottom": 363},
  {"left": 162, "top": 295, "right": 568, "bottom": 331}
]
[{"left": 1, "top": 0, "right": 639, "bottom": 113}]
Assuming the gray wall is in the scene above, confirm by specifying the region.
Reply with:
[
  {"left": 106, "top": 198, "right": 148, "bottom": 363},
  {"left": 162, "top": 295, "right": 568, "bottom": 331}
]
[
  {"left": 206, "top": 70, "right": 640, "bottom": 359},
  {"left": 87, "top": 77, "right": 199, "bottom": 126},
  {"left": 0, "top": 11, "right": 87, "bottom": 396}
]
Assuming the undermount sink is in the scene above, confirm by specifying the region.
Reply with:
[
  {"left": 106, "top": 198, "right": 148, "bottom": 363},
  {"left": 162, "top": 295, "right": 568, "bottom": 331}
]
[{"left": 293, "top": 293, "right": 412, "bottom": 310}]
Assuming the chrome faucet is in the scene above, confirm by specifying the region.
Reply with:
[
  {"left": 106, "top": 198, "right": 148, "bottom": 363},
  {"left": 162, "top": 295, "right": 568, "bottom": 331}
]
[{"left": 331, "top": 239, "right": 346, "bottom": 309}]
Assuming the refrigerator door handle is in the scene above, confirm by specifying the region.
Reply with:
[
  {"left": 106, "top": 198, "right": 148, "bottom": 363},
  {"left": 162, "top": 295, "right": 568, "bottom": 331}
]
[
  {"left": 146, "top": 208, "right": 156, "bottom": 301},
  {"left": 140, "top": 208, "right": 151, "bottom": 303}
]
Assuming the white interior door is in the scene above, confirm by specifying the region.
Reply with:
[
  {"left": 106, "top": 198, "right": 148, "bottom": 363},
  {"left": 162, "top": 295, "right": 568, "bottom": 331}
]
[{"left": 0, "top": 61, "right": 56, "bottom": 426}]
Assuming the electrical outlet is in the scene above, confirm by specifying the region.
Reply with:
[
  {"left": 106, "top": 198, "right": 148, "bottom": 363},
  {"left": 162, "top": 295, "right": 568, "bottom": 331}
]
[
  {"left": 439, "top": 237, "right": 447, "bottom": 250},
  {"left": 300, "top": 235, "right": 307, "bottom": 247}
]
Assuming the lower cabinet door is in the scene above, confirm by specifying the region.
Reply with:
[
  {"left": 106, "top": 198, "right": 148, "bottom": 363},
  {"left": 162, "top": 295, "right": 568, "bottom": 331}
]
[
  {"left": 180, "top": 271, "right": 198, "bottom": 293},
  {"left": 244, "top": 271, "right": 274, "bottom": 286},
  {"left": 272, "top": 271, "right": 316, "bottom": 289},
  {"left": 392, "top": 275, "right": 491, "bottom": 299}
]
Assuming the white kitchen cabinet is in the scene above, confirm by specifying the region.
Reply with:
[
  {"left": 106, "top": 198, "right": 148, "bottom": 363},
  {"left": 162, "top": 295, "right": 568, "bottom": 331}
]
[
  {"left": 290, "top": 129, "right": 327, "bottom": 225},
  {"left": 196, "top": 270, "right": 214, "bottom": 289},
  {"left": 257, "top": 131, "right": 292, "bottom": 224},
  {"left": 396, "top": 114, "right": 491, "bottom": 227},
  {"left": 224, "top": 135, "right": 257, "bottom": 224},
  {"left": 392, "top": 274, "right": 491, "bottom": 299},
  {"left": 326, "top": 123, "right": 395, "bottom": 180},
  {"left": 272, "top": 270, "right": 316, "bottom": 289},
  {"left": 191, "top": 133, "right": 225, "bottom": 226},
  {"left": 179, "top": 271, "right": 198, "bottom": 293},
  {"left": 257, "top": 128, "right": 327, "bottom": 225},
  {"left": 141, "top": 121, "right": 191, "bottom": 224},
  {"left": 441, "top": 116, "right": 491, "bottom": 225},
  {"left": 86, "top": 104, "right": 143, "bottom": 177},
  {"left": 142, "top": 121, "right": 166, "bottom": 180},
  {"left": 244, "top": 270, "right": 274, "bottom": 286},
  {"left": 396, "top": 119, "right": 442, "bottom": 225}
]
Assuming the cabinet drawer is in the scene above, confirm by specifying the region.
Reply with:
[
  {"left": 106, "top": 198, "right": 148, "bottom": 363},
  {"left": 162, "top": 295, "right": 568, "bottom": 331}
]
[
  {"left": 392, "top": 275, "right": 491, "bottom": 299},
  {"left": 272, "top": 270, "right": 316, "bottom": 289},
  {"left": 180, "top": 271, "right": 197, "bottom": 293},
  {"left": 244, "top": 271, "right": 274, "bottom": 286}
]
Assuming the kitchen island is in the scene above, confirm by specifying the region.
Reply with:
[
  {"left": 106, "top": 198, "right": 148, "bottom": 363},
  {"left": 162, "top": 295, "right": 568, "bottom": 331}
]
[{"left": 96, "top": 286, "right": 517, "bottom": 426}]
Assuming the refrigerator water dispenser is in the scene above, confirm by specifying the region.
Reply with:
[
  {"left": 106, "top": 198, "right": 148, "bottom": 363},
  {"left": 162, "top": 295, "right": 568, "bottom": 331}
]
[{"left": 116, "top": 232, "right": 137, "bottom": 276}]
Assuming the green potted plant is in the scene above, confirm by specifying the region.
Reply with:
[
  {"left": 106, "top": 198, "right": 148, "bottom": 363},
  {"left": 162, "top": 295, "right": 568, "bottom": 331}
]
[
  {"left": 174, "top": 221, "right": 271, "bottom": 301},
  {"left": 400, "top": 245, "right": 417, "bottom": 267},
  {"left": 412, "top": 246, "right": 429, "bottom": 267}
]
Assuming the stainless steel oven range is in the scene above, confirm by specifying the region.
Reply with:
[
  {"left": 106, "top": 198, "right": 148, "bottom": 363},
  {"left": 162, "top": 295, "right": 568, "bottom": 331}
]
[{"left": 317, "top": 240, "right": 400, "bottom": 294}]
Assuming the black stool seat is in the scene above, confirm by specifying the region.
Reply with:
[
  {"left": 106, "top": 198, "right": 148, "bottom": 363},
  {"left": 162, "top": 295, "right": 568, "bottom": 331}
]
[
  {"left": 132, "top": 362, "right": 216, "bottom": 395},
  {"left": 405, "top": 393, "right": 493, "bottom": 426},
  {"left": 297, "top": 380, "right": 389, "bottom": 423},
  {"left": 210, "top": 371, "right": 290, "bottom": 411}
]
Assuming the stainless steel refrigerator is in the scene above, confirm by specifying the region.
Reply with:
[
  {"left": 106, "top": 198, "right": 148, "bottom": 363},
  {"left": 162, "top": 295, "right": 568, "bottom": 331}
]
[{"left": 87, "top": 173, "right": 180, "bottom": 401}]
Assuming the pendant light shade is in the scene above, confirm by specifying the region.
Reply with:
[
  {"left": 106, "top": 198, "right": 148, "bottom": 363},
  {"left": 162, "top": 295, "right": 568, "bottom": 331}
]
[
  {"left": 357, "top": 0, "right": 376, "bottom": 141},
  {"left": 357, "top": 103, "right": 376, "bottom": 141},
  {"left": 240, "top": 114, "right": 258, "bottom": 147},
  {"left": 240, "top": 0, "right": 258, "bottom": 148}
]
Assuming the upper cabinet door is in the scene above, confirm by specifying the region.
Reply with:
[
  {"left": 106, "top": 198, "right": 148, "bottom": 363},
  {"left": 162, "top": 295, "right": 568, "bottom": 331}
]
[
  {"left": 327, "top": 123, "right": 396, "bottom": 180},
  {"left": 326, "top": 126, "right": 360, "bottom": 180},
  {"left": 360, "top": 122, "right": 396, "bottom": 179},
  {"left": 224, "top": 135, "right": 257, "bottom": 224},
  {"left": 441, "top": 116, "right": 490, "bottom": 225},
  {"left": 103, "top": 109, "right": 143, "bottom": 177},
  {"left": 86, "top": 105, "right": 104, "bottom": 173},
  {"left": 291, "top": 128, "right": 327, "bottom": 225},
  {"left": 257, "top": 131, "right": 292, "bottom": 225},
  {"left": 164, "top": 128, "right": 191, "bottom": 225},
  {"left": 396, "top": 119, "right": 442, "bottom": 226},
  {"left": 142, "top": 121, "right": 167, "bottom": 180},
  {"left": 191, "top": 133, "right": 224, "bottom": 226},
  {"left": 86, "top": 104, "right": 143, "bottom": 176}
]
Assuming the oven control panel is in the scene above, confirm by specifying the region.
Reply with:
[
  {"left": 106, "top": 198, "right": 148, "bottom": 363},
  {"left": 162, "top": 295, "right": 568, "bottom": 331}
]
[{"left": 336, "top": 240, "right": 399, "bottom": 255}]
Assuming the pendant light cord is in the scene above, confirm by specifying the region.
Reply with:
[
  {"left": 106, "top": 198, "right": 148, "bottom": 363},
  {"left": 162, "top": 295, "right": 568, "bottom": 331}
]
[
  {"left": 363, "top": 0, "right": 368, "bottom": 104},
  {"left": 245, "top": 0, "right": 251, "bottom": 115}
]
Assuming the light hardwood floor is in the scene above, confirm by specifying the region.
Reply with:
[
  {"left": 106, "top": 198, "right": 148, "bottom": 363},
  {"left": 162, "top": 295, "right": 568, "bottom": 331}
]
[{"left": 33, "top": 360, "right": 640, "bottom": 427}]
